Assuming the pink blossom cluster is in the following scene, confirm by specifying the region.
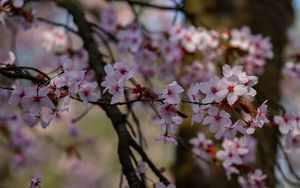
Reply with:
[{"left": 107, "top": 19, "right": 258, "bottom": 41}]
[
  {"left": 274, "top": 113, "right": 300, "bottom": 150},
  {"left": 190, "top": 133, "right": 266, "bottom": 187},
  {"left": 218, "top": 138, "right": 266, "bottom": 188},
  {"left": 42, "top": 28, "right": 69, "bottom": 53},
  {"left": 187, "top": 64, "right": 269, "bottom": 139},
  {"left": 0, "top": 89, "right": 34, "bottom": 166},
  {"left": 98, "top": 6, "right": 272, "bottom": 86},
  {"left": 0, "top": 3, "right": 289, "bottom": 187},
  {"left": 189, "top": 133, "right": 215, "bottom": 161},
  {"left": 7, "top": 55, "right": 100, "bottom": 128},
  {"left": 238, "top": 169, "right": 267, "bottom": 188},
  {"left": 282, "top": 61, "right": 300, "bottom": 79},
  {"left": 230, "top": 27, "right": 273, "bottom": 75},
  {"left": 101, "top": 62, "right": 135, "bottom": 104},
  {"left": 101, "top": 62, "right": 270, "bottom": 144}
]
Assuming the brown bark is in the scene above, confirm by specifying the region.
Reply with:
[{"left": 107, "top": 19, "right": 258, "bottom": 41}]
[{"left": 174, "top": 1, "right": 294, "bottom": 187}]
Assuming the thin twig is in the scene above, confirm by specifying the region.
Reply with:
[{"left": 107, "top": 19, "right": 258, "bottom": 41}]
[{"left": 130, "top": 137, "right": 170, "bottom": 185}]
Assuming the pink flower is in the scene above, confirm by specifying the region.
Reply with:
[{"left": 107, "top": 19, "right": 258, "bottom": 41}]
[
  {"left": 202, "top": 106, "right": 232, "bottom": 138},
  {"left": 101, "top": 62, "right": 135, "bottom": 104},
  {"left": 162, "top": 81, "right": 184, "bottom": 104},
  {"left": 254, "top": 100, "right": 269, "bottom": 127},
  {"left": 181, "top": 26, "right": 200, "bottom": 53},
  {"left": 188, "top": 83, "right": 201, "bottom": 112},
  {"left": 199, "top": 77, "right": 223, "bottom": 103},
  {"left": 238, "top": 169, "right": 266, "bottom": 188},
  {"left": 113, "top": 62, "right": 135, "bottom": 83},
  {"left": 217, "top": 79, "right": 248, "bottom": 105},
  {"left": 169, "top": 22, "right": 185, "bottom": 42},
  {"left": 117, "top": 24, "right": 143, "bottom": 52},
  {"left": 191, "top": 105, "right": 209, "bottom": 125},
  {"left": 23, "top": 113, "right": 49, "bottom": 128},
  {"left": 230, "top": 26, "right": 251, "bottom": 50},
  {"left": 78, "top": 81, "right": 101, "bottom": 107},
  {"left": 160, "top": 39, "right": 183, "bottom": 63},
  {"left": 159, "top": 104, "right": 182, "bottom": 124},
  {"left": 135, "top": 160, "right": 146, "bottom": 175},
  {"left": 189, "top": 133, "right": 213, "bottom": 160},
  {"left": 9, "top": 86, "right": 28, "bottom": 106},
  {"left": 155, "top": 182, "right": 176, "bottom": 188},
  {"left": 21, "top": 87, "right": 54, "bottom": 115},
  {"left": 284, "top": 132, "right": 300, "bottom": 150},
  {"left": 217, "top": 143, "right": 243, "bottom": 168},
  {"left": 217, "top": 120, "right": 246, "bottom": 140},
  {"left": 42, "top": 28, "right": 68, "bottom": 53},
  {"left": 67, "top": 70, "right": 85, "bottom": 93},
  {"left": 222, "top": 64, "right": 248, "bottom": 83},
  {"left": 274, "top": 115, "right": 295, "bottom": 135},
  {"left": 155, "top": 134, "right": 177, "bottom": 145},
  {"left": 99, "top": 5, "right": 118, "bottom": 33}
]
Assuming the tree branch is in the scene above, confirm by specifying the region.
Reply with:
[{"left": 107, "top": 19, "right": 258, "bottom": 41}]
[{"left": 53, "top": 1, "right": 144, "bottom": 187}]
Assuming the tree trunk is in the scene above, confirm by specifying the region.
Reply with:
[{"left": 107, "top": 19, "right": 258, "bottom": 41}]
[{"left": 174, "top": 0, "right": 294, "bottom": 187}]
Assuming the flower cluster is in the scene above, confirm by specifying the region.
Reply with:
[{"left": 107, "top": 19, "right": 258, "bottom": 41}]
[
  {"left": 189, "top": 133, "right": 215, "bottom": 161},
  {"left": 7, "top": 56, "right": 100, "bottom": 128},
  {"left": 101, "top": 62, "right": 135, "bottom": 104},
  {"left": 187, "top": 64, "right": 268, "bottom": 139},
  {"left": 190, "top": 134, "right": 266, "bottom": 187},
  {"left": 42, "top": 28, "right": 69, "bottom": 53},
  {"left": 238, "top": 169, "right": 267, "bottom": 188},
  {"left": 283, "top": 61, "right": 300, "bottom": 79},
  {"left": 274, "top": 113, "right": 300, "bottom": 150}
]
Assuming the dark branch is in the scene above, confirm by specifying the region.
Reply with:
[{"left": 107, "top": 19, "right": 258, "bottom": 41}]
[
  {"left": 0, "top": 66, "right": 48, "bottom": 84},
  {"left": 130, "top": 137, "right": 170, "bottom": 185},
  {"left": 53, "top": 1, "right": 144, "bottom": 187}
]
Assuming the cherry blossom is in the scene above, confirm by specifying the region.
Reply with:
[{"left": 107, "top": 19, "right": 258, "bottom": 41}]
[
  {"left": 187, "top": 83, "right": 202, "bottom": 111},
  {"left": 217, "top": 138, "right": 249, "bottom": 168},
  {"left": 230, "top": 26, "right": 251, "bottom": 50},
  {"left": 135, "top": 160, "right": 147, "bottom": 175},
  {"left": 99, "top": 5, "right": 118, "bottom": 33},
  {"left": 202, "top": 106, "right": 232, "bottom": 139},
  {"left": 155, "top": 182, "right": 176, "bottom": 188},
  {"left": 244, "top": 101, "right": 269, "bottom": 134},
  {"left": 21, "top": 87, "right": 54, "bottom": 115},
  {"left": 117, "top": 24, "right": 143, "bottom": 52},
  {"left": 101, "top": 62, "right": 135, "bottom": 104},
  {"left": 9, "top": 85, "right": 29, "bottom": 106},
  {"left": 274, "top": 115, "right": 295, "bottom": 135},
  {"left": 23, "top": 112, "right": 49, "bottom": 128},
  {"left": 181, "top": 26, "right": 200, "bottom": 53},
  {"left": 238, "top": 169, "right": 267, "bottom": 188},
  {"left": 199, "top": 77, "right": 224, "bottom": 103},
  {"left": 189, "top": 133, "right": 214, "bottom": 160},
  {"left": 42, "top": 28, "right": 68, "bottom": 53},
  {"left": 285, "top": 132, "right": 300, "bottom": 150},
  {"left": 162, "top": 81, "right": 184, "bottom": 104},
  {"left": 78, "top": 81, "right": 101, "bottom": 107},
  {"left": 155, "top": 134, "right": 178, "bottom": 145},
  {"left": 217, "top": 79, "right": 248, "bottom": 105}
]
